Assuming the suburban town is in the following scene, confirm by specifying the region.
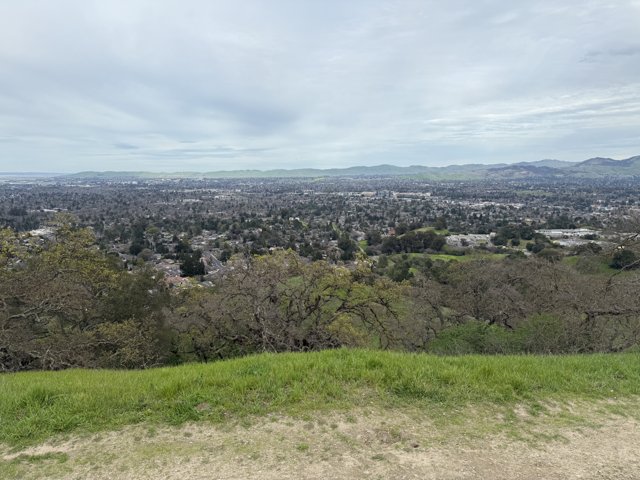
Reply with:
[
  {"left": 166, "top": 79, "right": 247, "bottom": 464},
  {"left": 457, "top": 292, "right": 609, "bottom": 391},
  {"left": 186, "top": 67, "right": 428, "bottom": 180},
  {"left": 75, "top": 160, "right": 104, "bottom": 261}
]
[{"left": 2, "top": 175, "right": 637, "bottom": 288}]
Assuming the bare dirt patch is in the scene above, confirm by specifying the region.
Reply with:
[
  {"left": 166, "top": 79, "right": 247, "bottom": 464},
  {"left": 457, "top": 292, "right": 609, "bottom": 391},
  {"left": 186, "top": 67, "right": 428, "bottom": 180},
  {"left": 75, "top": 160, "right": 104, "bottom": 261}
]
[{"left": 2, "top": 403, "right": 639, "bottom": 480}]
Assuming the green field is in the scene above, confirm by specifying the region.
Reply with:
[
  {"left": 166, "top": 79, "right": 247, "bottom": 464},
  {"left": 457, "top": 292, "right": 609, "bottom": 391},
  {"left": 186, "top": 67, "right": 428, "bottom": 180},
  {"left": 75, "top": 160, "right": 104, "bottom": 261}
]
[
  {"left": 427, "top": 252, "right": 507, "bottom": 262},
  {"left": 387, "top": 252, "right": 507, "bottom": 264},
  {"left": 1, "top": 350, "right": 639, "bottom": 447},
  {"left": 562, "top": 254, "right": 633, "bottom": 276},
  {"left": 415, "top": 227, "right": 449, "bottom": 235}
]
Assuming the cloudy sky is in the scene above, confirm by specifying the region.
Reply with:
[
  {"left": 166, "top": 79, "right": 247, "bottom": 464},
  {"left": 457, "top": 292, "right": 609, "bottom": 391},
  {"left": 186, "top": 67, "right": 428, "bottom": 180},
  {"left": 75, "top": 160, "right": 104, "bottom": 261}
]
[{"left": 1, "top": 0, "right": 639, "bottom": 172}]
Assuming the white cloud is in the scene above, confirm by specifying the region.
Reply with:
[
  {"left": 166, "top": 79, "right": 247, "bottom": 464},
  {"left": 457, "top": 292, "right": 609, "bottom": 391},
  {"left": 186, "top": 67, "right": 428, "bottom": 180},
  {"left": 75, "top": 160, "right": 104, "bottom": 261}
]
[{"left": 0, "top": 0, "right": 639, "bottom": 171}]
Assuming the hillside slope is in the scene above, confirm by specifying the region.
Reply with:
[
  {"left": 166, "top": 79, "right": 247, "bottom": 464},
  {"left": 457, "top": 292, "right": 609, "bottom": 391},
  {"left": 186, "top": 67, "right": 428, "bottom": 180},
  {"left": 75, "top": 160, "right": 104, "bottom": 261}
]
[
  {"left": 1, "top": 349, "right": 639, "bottom": 446},
  {"left": 2, "top": 405, "right": 639, "bottom": 480},
  {"left": 2, "top": 350, "right": 639, "bottom": 479}
]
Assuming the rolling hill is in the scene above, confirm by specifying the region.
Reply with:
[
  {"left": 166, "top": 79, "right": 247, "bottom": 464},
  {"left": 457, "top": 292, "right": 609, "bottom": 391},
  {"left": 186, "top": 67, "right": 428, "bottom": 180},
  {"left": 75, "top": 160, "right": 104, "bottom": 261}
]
[
  {"left": 2, "top": 350, "right": 640, "bottom": 479},
  {"left": 62, "top": 155, "right": 640, "bottom": 181}
]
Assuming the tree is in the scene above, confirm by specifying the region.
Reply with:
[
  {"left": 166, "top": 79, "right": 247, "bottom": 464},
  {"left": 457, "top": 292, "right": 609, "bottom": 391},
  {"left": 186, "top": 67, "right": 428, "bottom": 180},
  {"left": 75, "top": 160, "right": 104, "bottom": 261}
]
[
  {"left": 388, "top": 258, "right": 413, "bottom": 282},
  {"left": 610, "top": 249, "right": 637, "bottom": 270},
  {"left": 366, "top": 230, "right": 382, "bottom": 246},
  {"left": 180, "top": 250, "right": 205, "bottom": 276},
  {"left": 0, "top": 218, "right": 170, "bottom": 371},
  {"left": 170, "top": 250, "right": 408, "bottom": 359},
  {"left": 337, "top": 233, "right": 357, "bottom": 261},
  {"left": 537, "top": 248, "right": 563, "bottom": 263},
  {"left": 434, "top": 216, "right": 448, "bottom": 231}
]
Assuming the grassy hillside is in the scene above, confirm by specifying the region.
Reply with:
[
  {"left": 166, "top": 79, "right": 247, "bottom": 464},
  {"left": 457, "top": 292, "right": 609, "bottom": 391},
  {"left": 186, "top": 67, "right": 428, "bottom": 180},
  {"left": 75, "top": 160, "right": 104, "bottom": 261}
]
[{"left": 2, "top": 350, "right": 639, "bottom": 447}]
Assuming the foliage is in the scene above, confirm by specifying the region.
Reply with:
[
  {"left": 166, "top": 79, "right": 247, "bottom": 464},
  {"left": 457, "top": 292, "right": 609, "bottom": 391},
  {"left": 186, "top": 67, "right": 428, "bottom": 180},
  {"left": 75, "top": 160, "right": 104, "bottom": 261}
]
[
  {"left": 179, "top": 250, "right": 205, "bottom": 276},
  {"left": 337, "top": 233, "right": 357, "bottom": 261},
  {"left": 428, "top": 315, "right": 587, "bottom": 355},
  {"left": 427, "top": 321, "right": 516, "bottom": 354},
  {"left": 514, "top": 314, "right": 577, "bottom": 354},
  {"left": 0, "top": 220, "right": 170, "bottom": 371},
  {"left": 610, "top": 249, "right": 638, "bottom": 270},
  {"left": 381, "top": 230, "right": 446, "bottom": 254},
  {"left": 171, "top": 251, "right": 408, "bottom": 361},
  {"left": 2, "top": 221, "right": 640, "bottom": 371}
]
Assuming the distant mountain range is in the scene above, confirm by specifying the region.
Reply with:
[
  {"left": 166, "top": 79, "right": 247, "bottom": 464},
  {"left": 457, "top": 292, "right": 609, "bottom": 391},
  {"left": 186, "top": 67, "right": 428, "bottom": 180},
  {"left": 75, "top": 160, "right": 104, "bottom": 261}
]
[{"left": 63, "top": 155, "right": 640, "bottom": 181}]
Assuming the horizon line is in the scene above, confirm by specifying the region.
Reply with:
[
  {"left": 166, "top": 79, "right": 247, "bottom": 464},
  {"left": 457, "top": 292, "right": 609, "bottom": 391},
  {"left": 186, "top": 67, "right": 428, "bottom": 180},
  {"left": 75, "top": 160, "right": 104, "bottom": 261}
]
[{"left": 1, "top": 153, "right": 638, "bottom": 175}]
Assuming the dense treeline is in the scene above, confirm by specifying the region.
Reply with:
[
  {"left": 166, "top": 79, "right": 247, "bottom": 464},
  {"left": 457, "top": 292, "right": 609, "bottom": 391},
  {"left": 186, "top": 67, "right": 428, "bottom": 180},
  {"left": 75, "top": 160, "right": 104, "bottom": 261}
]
[
  {"left": 1, "top": 223, "right": 639, "bottom": 371},
  {"left": 380, "top": 230, "right": 447, "bottom": 254},
  {"left": 0, "top": 223, "right": 170, "bottom": 370}
]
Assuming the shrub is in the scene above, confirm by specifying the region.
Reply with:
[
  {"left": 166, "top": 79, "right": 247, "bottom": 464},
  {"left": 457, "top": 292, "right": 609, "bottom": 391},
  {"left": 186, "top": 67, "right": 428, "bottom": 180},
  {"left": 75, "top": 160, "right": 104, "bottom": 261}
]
[
  {"left": 610, "top": 249, "right": 637, "bottom": 270},
  {"left": 427, "top": 321, "right": 516, "bottom": 355},
  {"left": 514, "top": 315, "right": 573, "bottom": 354}
]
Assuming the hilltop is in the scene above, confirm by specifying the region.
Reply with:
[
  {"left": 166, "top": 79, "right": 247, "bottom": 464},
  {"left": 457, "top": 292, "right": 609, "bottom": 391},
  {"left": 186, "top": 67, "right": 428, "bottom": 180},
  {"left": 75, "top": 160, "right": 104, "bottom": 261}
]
[{"left": 1, "top": 350, "right": 640, "bottom": 479}]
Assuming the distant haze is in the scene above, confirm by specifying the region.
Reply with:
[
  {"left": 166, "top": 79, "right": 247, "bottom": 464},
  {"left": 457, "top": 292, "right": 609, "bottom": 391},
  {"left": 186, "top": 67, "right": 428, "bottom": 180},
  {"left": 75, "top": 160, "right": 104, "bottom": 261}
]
[{"left": 1, "top": 1, "right": 639, "bottom": 172}]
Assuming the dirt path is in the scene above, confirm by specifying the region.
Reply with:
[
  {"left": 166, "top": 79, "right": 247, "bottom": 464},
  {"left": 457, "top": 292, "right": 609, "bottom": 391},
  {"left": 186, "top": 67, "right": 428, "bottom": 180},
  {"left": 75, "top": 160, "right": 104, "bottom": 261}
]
[{"left": 2, "top": 405, "right": 639, "bottom": 480}]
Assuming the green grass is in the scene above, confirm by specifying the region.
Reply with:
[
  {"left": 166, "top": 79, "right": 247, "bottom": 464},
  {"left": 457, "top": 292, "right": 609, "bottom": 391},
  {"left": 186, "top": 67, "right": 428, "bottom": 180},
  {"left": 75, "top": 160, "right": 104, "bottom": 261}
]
[
  {"left": 563, "top": 256, "right": 580, "bottom": 265},
  {"left": 427, "top": 252, "right": 507, "bottom": 262},
  {"left": 0, "top": 452, "right": 71, "bottom": 479},
  {"left": 415, "top": 227, "right": 449, "bottom": 235},
  {"left": 1, "top": 350, "right": 639, "bottom": 447},
  {"left": 562, "top": 255, "right": 631, "bottom": 276},
  {"left": 385, "top": 251, "right": 507, "bottom": 267}
]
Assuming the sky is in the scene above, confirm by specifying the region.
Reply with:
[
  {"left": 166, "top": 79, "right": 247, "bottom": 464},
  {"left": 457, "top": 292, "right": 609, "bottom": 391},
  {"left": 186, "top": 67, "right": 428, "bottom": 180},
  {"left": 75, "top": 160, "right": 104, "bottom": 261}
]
[{"left": 1, "top": 0, "right": 639, "bottom": 172}]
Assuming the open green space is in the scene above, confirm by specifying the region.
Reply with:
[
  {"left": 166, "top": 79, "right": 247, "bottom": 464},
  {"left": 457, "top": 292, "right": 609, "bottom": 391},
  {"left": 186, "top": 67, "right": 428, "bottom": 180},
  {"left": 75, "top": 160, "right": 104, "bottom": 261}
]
[
  {"left": 562, "top": 254, "right": 634, "bottom": 276},
  {"left": 415, "top": 227, "right": 449, "bottom": 235},
  {"left": 1, "top": 350, "right": 639, "bottom": 447},
  {"left": 387, "top": 252, "right": 507, "bottom": 264},
  {"left": 427, "top": 252, "right": 507, "bottom": 262}
]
